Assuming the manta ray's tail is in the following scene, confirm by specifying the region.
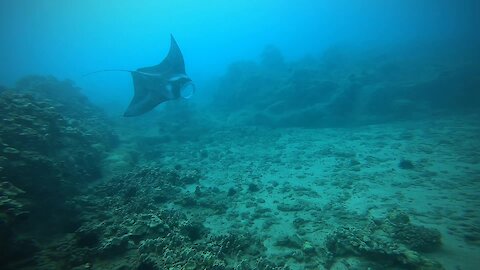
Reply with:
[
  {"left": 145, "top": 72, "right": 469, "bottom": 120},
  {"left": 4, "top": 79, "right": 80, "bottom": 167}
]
[{"left": 82, "top": 69, "right": 133, "bottom": 77}]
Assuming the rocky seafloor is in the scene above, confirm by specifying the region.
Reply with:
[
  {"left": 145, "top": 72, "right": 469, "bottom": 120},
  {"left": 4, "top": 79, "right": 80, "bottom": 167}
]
[
  {"left": 105, "top": 114, "right": 479, "bottom": 270},
  {"left": 15, "top": 113, "right": 479, "bottom": 270},
  {"left": 1, "top": 54, "right": 479, "bottom": 270}
]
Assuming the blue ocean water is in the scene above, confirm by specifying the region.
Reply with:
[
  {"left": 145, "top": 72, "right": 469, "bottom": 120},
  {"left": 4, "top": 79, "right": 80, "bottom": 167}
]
[{"left": 0, "top": 1, "right": 479, "bottom": 269}]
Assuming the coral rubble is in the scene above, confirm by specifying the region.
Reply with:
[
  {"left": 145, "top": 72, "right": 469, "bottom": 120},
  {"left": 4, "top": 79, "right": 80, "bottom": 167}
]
[{"left": 35, "top": 166, "right": 286, "bottom": 270}]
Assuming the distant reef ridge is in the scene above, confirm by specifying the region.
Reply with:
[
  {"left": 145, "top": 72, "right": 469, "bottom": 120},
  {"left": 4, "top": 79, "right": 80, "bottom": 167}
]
[{"left": 212, "top": 45, "right": 480, "bottom": 127}]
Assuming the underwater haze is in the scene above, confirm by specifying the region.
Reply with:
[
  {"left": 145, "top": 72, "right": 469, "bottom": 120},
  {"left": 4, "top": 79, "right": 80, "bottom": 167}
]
[
  {"left": 1, "top": 0, "right": 478, "bottom": 106},
  {"left": 1, "top": 1, "right": 480, "bottom": 270}
]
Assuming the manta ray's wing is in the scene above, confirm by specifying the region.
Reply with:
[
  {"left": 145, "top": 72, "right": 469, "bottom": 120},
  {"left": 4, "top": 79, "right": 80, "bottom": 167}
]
[
  {"left": 124, "top": 35, "right": 187, "bottom": 117},
  {"left": 137, "top": 34, "right": 186, "bottom": 75}
]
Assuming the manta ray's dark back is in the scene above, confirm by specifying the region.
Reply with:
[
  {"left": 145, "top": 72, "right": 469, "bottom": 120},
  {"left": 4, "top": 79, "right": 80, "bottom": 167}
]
[{"left": 124, "top": 35, "right": 192, "bottom": 117}]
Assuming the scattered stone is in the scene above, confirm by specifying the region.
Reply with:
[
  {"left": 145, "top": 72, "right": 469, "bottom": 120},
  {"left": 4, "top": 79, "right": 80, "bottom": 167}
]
[
  {"left": 227, "top": 187, "right": 237, "bottom": 196},
  {"left": 399, "top": 159, "right": 415, "bottom": 170},
  {"left": 302, "top": 241, "right": 317, "bottom": 255},
  {"left": 277, "top": 203, "right": 304, "bottom": 212},
  {"left": 274, "top": 235, "right": 303, "bottom": 249},
  {"left": 248, "top": 182, "right": 260, "bottom": 192}
]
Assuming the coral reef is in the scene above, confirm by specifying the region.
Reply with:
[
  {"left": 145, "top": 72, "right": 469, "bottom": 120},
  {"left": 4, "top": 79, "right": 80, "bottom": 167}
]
[
  {"left": 0, "top": 76, "right": 117, "bottom": 268},
  {"left": 0, "top": 78, "right": 114, "bottom": 215}
]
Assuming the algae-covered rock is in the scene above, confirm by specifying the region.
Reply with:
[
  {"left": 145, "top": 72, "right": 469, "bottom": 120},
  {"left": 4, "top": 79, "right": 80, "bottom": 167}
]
[
  {"left": 0, "top": 181, "right": 28, "bottom": 222},
  {"left": 0, "top": 181, "right": 37, "bottom": 267},
  {"left": 325, "top": 209, "right": 445, "bottom": 269},
  {"left": 385, "top": 209, "right": 442, "bottom": 252},
  {"left": 97, "top": 235, "right": 130, "bottom": 258},
  {"left": 326, "top": 226, "right": 444, "bottom": 269}
]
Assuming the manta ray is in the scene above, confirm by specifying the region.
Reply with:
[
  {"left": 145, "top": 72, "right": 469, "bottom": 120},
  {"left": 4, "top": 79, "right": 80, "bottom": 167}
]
[{"left": 85, "top": 34, "right": 194, "bottom": 117}]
